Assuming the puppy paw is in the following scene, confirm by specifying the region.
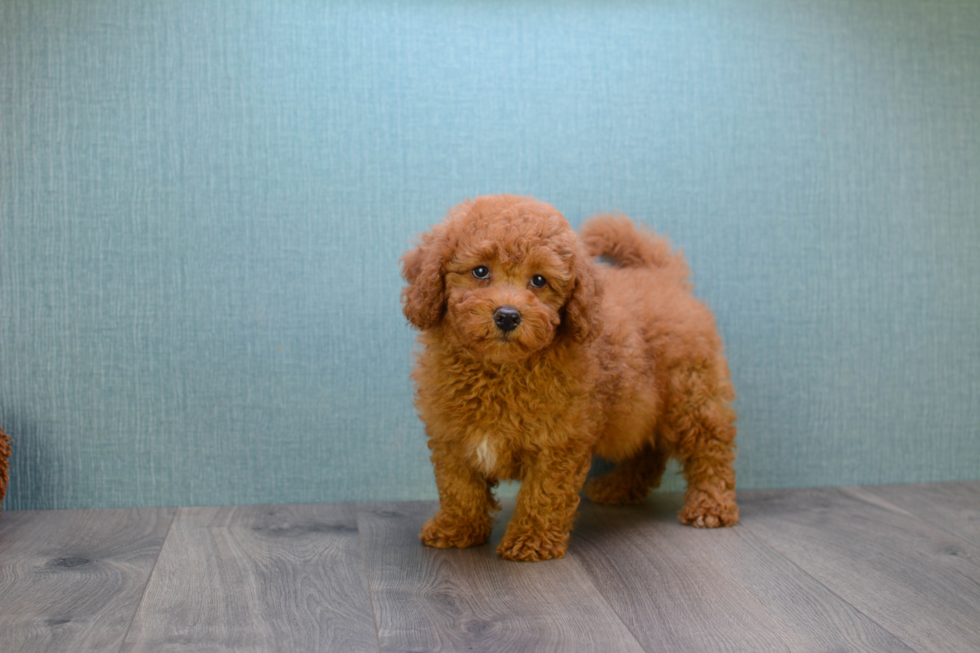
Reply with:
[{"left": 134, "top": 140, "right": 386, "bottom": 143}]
[
  {"left": 678, "top": 490, "right": 739, "bottom": 528},
  {"left": 419, "top": 513, "right": 491, "bottom": 549},
  {"left": 584, "top": 476, "right": 649, "bottom": 505},
  {"left": 497, "top": 528, "right": 569, "bottom": 562}
]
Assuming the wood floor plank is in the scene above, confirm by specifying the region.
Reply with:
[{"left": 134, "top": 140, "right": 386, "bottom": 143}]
[
  {"left": 119, "top": 503, "right": 379, "bottom": 653},
  {"left": 357, "top": 500, "right": 645, "bottom": 653},
  {"left": 0, "top": 507, "right": 175, "bottom": 653},
  {"left": 739, "top": 486, "right": 980, "bottom": 653},
  {"left": 863, "top": 480, "right": 980, "bottom": 547},
  {"left": 571, "top": 493, "right": 913, "bottom": 653}
]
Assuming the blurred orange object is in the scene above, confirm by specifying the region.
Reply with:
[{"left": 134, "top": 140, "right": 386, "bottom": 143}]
[{"left": 0, "top": 425, "right": 9, "bottom": 515}]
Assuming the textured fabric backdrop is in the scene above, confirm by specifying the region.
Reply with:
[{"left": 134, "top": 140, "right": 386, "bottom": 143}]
[{"left": 1, "top": 0, "right": 978, "bottom": 510}]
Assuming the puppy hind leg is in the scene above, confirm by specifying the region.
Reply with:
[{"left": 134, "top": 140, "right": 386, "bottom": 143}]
[
  {"left": 584, "top": 443, "right": 668, "bottom": 505},
  {"left": 674, "top": 391, "right": 739, "bottom": 528}
]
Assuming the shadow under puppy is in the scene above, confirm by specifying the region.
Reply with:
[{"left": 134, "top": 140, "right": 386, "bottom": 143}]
[{"left": 401, "top": 195, "right": 737, "bottom": 562}]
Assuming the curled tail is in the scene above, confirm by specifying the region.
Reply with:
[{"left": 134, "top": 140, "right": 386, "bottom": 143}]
[{"left": 579, "top": 215, "right": 691, "bottom": 285}]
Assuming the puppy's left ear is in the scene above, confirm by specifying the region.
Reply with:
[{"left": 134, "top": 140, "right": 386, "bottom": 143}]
[
  {"left": 400, "top": 226, "right": 449, "bottom": 330},
  {"left": 562, "top": 252, "right": 603, "bottom": 344}
]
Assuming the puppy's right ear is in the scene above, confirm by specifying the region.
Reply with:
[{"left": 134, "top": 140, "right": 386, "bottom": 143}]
[{"left": 400, "top": 227, "right": 449, "bottom": 330}]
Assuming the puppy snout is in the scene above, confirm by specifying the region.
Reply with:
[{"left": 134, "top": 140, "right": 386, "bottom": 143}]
[{"left": 493, "top": 306, "right": 522, "bottom": 333}]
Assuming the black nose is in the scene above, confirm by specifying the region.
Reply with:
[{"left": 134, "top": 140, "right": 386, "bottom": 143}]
[{"left": 493, "top": 306, "right": 522, "bottom": 333}]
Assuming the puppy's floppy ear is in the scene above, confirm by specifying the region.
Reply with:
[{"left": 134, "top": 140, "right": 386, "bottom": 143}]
[
  {"left": 400, "top": 226, "right": 450, "bottom": 330},
  {"left": 562, "top": 251, "right": 604, "bottom": 344}
]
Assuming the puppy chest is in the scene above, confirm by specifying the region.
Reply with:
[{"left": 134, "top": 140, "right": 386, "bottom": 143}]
[
  {"left": 464, "top": 432, "right": 526, "bottom": 479},
  {"left": 426, "top": 372, "right": 576, "bottom": 424},
  {"left": 471, "top": 436, "right": 498, "bottom": 475}
]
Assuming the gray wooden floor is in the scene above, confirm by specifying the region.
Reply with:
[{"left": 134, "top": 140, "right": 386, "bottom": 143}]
[{"left": 1, "top": 481, "right": 978, "bottom": 652}]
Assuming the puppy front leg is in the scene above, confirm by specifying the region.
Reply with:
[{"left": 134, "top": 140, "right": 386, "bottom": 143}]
[
  {"left": 497, "top": 447, "right": 591, "bottom": 562},
  {"left": 421, "top": 445, "right": 499, "bottom": 549}
]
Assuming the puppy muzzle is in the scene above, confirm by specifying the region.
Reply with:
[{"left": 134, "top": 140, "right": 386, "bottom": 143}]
[{"left": 492, "top": 306, "right": 522, "bottom": 333}]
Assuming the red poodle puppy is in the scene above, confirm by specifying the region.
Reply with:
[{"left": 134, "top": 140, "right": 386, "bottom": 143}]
[{"left": 401, "top": 195, "right": 737, "bottom": 561}]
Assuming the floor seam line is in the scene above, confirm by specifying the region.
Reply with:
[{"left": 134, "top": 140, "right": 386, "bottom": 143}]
[
  {"left": 737, "top": 511, "right": 919, "bottom": 653},
  {"left": 355, "top": 503, "right": 385, "bottom": 653},
  {"left": 115, "top": 506, "right": 179, "bottom": 653}
]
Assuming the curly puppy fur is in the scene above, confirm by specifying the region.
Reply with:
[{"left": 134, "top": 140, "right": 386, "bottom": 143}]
[
  {"left": 0, "top": 425, "right": 10, "bottom": 515},
  {"left": 401, "top": 195, "right": 737, "bottom": 562}
]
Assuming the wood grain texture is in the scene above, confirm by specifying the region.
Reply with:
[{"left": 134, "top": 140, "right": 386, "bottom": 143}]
[
  {"left": 3, "top": 482, "right": 978, "bottom": 653},
  {"left": 357, "top": 500, "right": 645, "bottom": 653},
  {"left": 0, "top": 507, "right": 174, "bottom": 653},
  {"left": 739, "top": 486, "right": 980, "bottom": 653},
  {"left": 571, "top": 493, "right": 913, "bottom": 653},
  {"left": 119, "top": 503, "right": 378, "bottom": 653},
  {"left": 863, "top": 480, "right": 980, "bottom": 547}
]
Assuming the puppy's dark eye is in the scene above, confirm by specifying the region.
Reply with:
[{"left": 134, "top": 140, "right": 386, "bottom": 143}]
[
  {"left": 531, "top": 275, "right": 547, "bottom": 288},
  {"left": 472, "top": 266, "right": 490, "bottom": 279}
]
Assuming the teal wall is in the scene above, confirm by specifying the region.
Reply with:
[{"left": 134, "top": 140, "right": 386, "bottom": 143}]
[{"left": 1, "top": 0, "right": 978, "bottom": 511}]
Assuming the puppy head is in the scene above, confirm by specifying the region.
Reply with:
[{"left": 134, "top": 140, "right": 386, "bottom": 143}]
[{"left": 400, "top": 195, "right": 602, "bottom": 363}]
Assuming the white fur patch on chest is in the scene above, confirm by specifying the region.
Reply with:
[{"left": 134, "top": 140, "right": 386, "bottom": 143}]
[{"left": 472, "top": 437, "right": 497, "bottom": 475}]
